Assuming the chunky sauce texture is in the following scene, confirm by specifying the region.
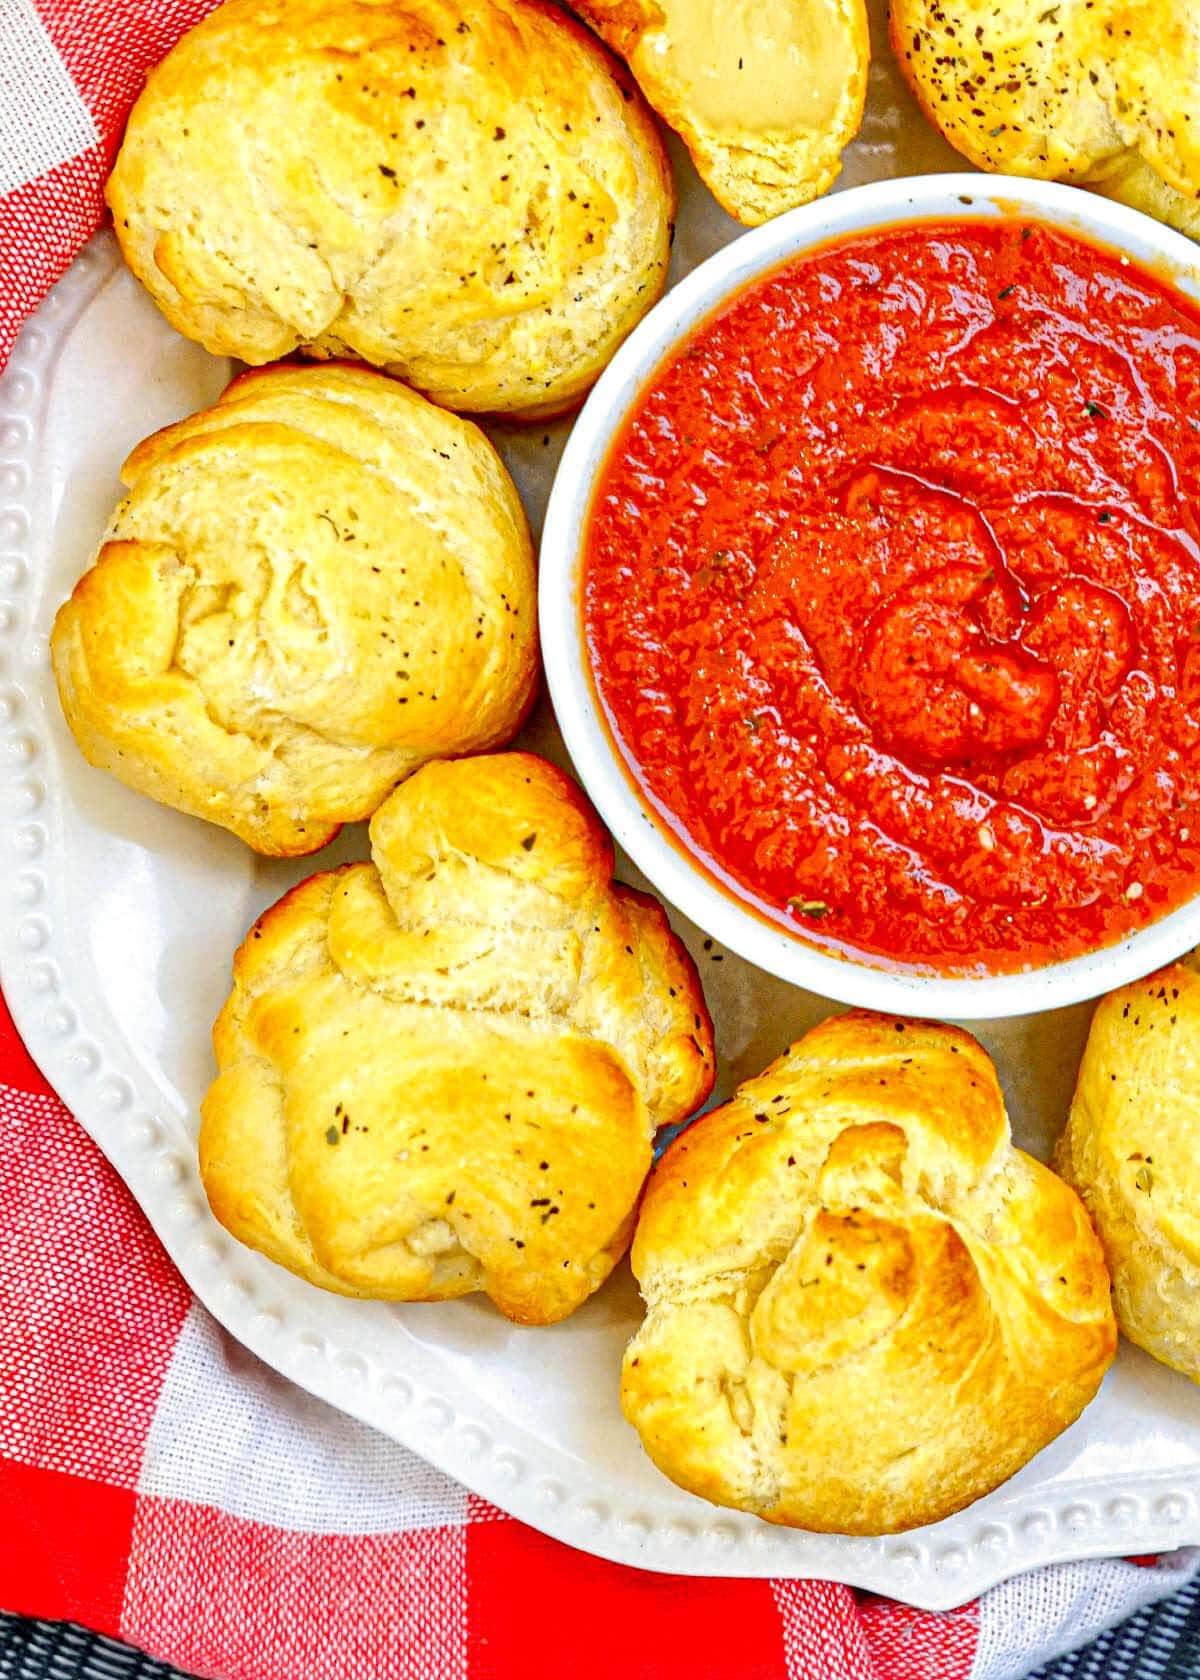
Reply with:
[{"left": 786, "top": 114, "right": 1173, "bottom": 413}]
[{"left": 583, "top": 221, "right": 1200, "bottom": 973}]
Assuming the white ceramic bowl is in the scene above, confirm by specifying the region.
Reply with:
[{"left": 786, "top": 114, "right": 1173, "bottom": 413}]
[{"left": 541, "top": 173, "right": 1200, "bottom": 1020}]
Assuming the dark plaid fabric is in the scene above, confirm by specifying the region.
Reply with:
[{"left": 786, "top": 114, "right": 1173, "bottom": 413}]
[
  {"left": 5, "top": 1597, "right": 1200, "bottom": 1680},
  {"left": 1031, "top": 1575, "right": 1200, "bottom": 1678}
]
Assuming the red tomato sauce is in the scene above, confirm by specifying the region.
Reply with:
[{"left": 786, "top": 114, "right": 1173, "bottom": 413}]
[{"left": 583, "top": 220, "right": 1200, "bottom": 974}]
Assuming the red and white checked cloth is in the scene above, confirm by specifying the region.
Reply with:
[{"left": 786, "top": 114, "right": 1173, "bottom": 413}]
[{"left": 1, "top": 4, "right": 1197, "bottom": 1677}]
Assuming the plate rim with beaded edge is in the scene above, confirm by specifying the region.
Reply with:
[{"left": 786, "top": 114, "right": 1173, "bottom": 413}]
[{"left": 5, "top": 178, "right": 1200, "bottom": 1608}]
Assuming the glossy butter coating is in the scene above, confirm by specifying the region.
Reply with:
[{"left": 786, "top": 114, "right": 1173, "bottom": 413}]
[
  {"left": 52, "top": 365, "right": 538, "bottom": 854},
  {"left": 1058, "top": 954, "right": 1200, "bottom": 1382},
  {"left": 107, "top": 0, "right": 674, "bottom": 416},
  {"left": 624, "top": 1010, "right": 1115, "bottom": 1532},
  {"left": 201, "top": 753, "right": 715, "bottom": 1324}
]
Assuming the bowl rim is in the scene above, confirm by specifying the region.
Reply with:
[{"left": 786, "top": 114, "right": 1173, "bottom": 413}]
[{"left": 539, "top": 172, "right": 1200, "bottom": 1020}]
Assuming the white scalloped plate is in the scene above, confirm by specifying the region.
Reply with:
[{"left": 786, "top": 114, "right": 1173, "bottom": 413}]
[{"left": 5, "top": 31, "right": 1200, "bottom": 1607}]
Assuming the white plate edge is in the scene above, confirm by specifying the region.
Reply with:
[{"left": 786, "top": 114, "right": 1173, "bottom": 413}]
[{"left": 2, "top": 235, "right": 1200, "bottom": 1607}]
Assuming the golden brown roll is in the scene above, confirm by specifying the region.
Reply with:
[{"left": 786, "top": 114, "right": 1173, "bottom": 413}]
[
  {"left": 50, "top": 364, "right": 536, "bottom": 856},
  {"left": 572, "top": 0, "right": 869, "bottom": 226},
  {"left": 891, "top": 0, "right": 1200, "bottom": 239},
  {"left": 622, "top": 1010, "right": 1115, "bottom": 1533},
  {"left": 1056, "top": 957, "right": 1200, "bottom": 1382},
  {"left": 106, "top": 0, "right": 674, "bottom": 418},
  {"left": 199, "top": 752, "right": 715, "bottom": 1325}
]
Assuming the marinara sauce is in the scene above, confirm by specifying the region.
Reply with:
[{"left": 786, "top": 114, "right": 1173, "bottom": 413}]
[{"left": 583, "top": 220, "right": 1200, "bottom": 974}]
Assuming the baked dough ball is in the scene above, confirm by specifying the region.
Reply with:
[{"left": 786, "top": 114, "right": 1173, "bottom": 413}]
[
  {"left": 571, "top": 0, "right": 869, "bottom": 226},
  {"left": 622, "top": 1011, "right": 1115, "bottom": 1533},
  {"left": 1089, "top": 152, "right": 1200, "bottom": 242},
  {"left": 199, "top": 753, "right": 715, "bottom": 1324},
  {"left": 106, "top": 0, "right": 674, "bottom": 418},
  {"left": 1057, "top": 956, "right": 1200, "bottom": 1382},
  {"left": 891, "top": 0, "right": 1200, "bottom": 239},
  {"left": 51, "top": 365, "right": 536, "bottom": 856}
]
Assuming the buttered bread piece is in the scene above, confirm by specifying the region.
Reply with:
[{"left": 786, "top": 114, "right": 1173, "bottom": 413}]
[
  {"left": 571, "top": 0, "right": 868, "bottom": 225},
  {"left": 1057, "top": 956, "right": 1200, "bottom": 1382},
  {"left": 51, "top": 365, "right": 536, "bottom": 856},
  {"left": 891, "top": 0, "right": 1200, "bottom": 239},
  {"left": 623, "top": 1011, "right": 1115, "bottom": 1533},
  {"left": 199, "top": 753, "right": 715, "bottom": 1325},
  {"left": 106, "top": 0, "right": 675, "bottom": 417}
]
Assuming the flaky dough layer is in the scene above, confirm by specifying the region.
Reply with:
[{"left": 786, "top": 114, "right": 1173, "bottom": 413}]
[
  {"left": 107, "top": 0, "right": 675, "bottom": 416},
  {"left": 200, "top": 753, "right": 715, "bottom": 1324},
  {"left": 623, "top": 1010, "right": 1115, "bottom": 1533},
  {"left": 1057, "top": 955, "right": 1200, "bottom": 1383},
  {"left": 51, "top": 364, "right": 537, "bottom": 854},
  {"left": 892, "top": 0, "right": 1200, "bottom": 239}
]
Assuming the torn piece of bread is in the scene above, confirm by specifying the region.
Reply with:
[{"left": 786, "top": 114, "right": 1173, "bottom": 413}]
[
  {"left": 200, "top": 753, "right": 716, "bottom": 1325},
  {"left": 570, "top": 0, "right": 869, "bottom": 225},
  {"left": 891, "top": 0, "right": 1200, "bottom": 239}
]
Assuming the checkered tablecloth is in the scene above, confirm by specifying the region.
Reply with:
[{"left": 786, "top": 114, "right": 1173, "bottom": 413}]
[{"left": 2, "top": 3, "right": 1198, "bottom": 1677}]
